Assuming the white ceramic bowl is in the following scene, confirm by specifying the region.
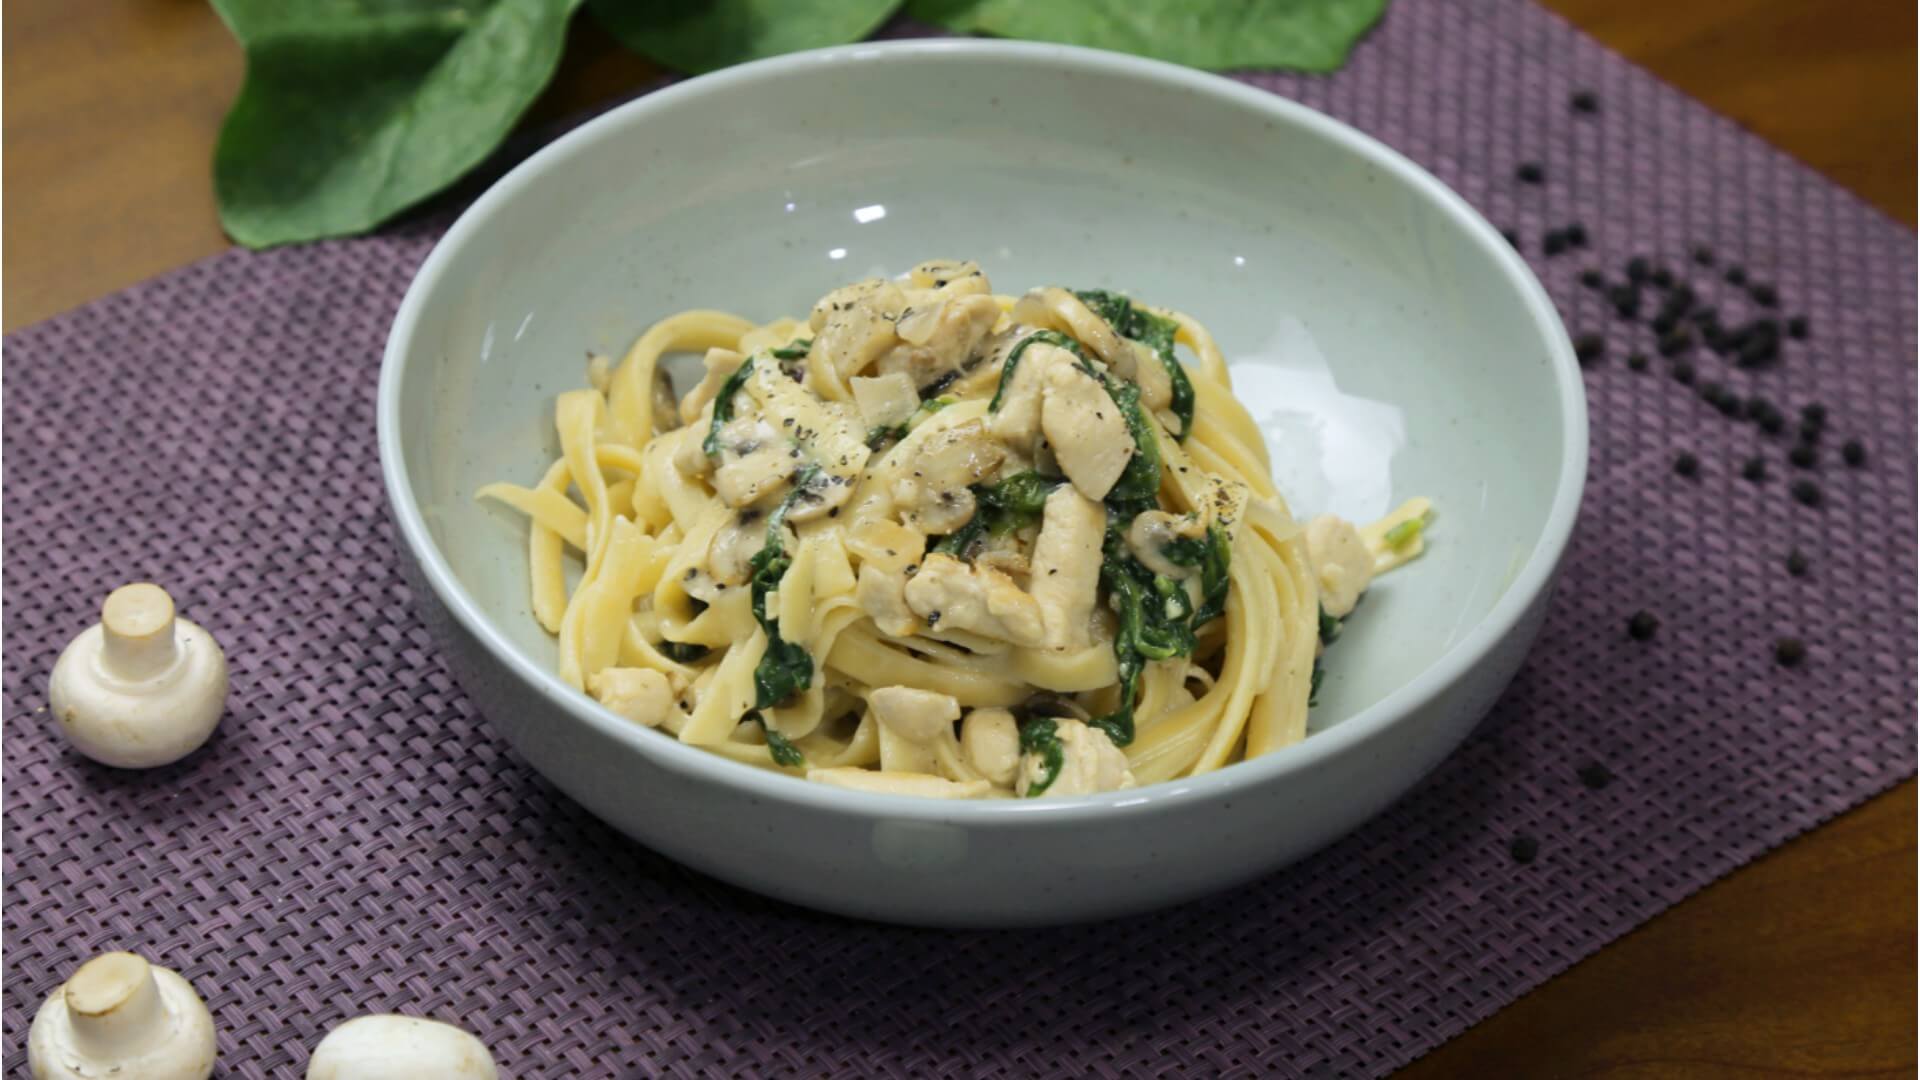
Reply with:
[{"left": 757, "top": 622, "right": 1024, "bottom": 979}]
[{"left": 379, "top": 40, "right": 1585, "bottom": 927}]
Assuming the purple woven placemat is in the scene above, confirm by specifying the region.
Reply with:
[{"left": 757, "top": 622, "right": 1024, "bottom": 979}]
[{"left": 5, "top": 2, "right": 1914, "bottom": 1076}]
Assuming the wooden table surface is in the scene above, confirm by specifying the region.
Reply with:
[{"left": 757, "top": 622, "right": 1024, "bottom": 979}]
[{"left": 5, "top": 2, "right": 1914, "bottom": 1075}]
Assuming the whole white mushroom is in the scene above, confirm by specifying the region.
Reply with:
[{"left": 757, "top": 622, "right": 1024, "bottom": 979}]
[
  {"left": 48, "top": 583, "right": 228, "bottom": 768},
  {"left": 27, "top": 951, "right": 217, "bottom": 1080},
  {"left": 306, "top": 1015, "right": 499, "bottom": 1080}
]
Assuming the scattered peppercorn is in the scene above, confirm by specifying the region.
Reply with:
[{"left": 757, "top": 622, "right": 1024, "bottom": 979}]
[
  {"left": 1674, "top": 451, "right": 1700, "bottom": 477},
  {"left": 1786, "top": 549, "right": 1809, "bottom": 577},
  {"left": 1627, "top": 351, "right": 1649, "bottom": 371},
  {"left": 1786, "top": 315, "right": 1808, "bottom": 339},
  {"left": 1628, "top": 610, "right": 1659, "bottom": 640},
  {"left": 1626, "top": 256, "right": 1650, "bottom": 282},
  {"left": 1574, "top": 333, "right": 1605, "bottom": 364},
  {"left": 1842, "top": 440, "right": 1866, "bottom": 466},
  {"left": 1788, "top": 444, "right": 1816, "bottom": 468},
  {"left": 1517, "top": 162, "right": 1545, "bottom": 184},
  {"left": 1671, "top": 360, "right": 1696, "bottom": 384},
  {"left": 1725, "top": 265, "right": 1748, "bottom": 286},
  {"left": 1510, "top": 833, "right": 1540, "bottom": 864},
  {"left": 1692, "top": 245, "right": 1716, "bottom": 266},
  {"left": 1659, "top": 328, "right": 1693, "bottom": 357},
  {"left": 1790, "top": 480, "right": 1822, "bottom": 507},
  {"left": 1577, "top": 762, "right": 1614, "bottom": 789},
  {"left": 1580, "top": 269, "right": 1605, "bottom": 290},
  {"left": 1741, "top": 457, "right": 1766, "bottom": 482},
  {"left": 1749, "top": 282, "right": 1778, "bottom": 307},
  {"left": 1571, "top": 90, "right": 1599, "bottom": 113},
  {"left": 1774, "top": 638, "right": 1806, "bottom": 667}
]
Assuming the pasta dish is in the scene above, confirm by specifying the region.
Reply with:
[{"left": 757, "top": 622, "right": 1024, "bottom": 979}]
[{"left": 479, "top": 260, "right": 1429, "bottom": 798}]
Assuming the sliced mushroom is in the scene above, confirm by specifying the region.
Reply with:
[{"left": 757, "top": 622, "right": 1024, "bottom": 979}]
[
  {"left": 1126, "top": 510, "right": 1207, "bottom": 578},
  {"left": 707, "top": 510, "right": 772, "bottom": 585},
  {"left": 1011, "top": 286, "right": 1127, "bottom": 367},
  {"left": 903, "top": 554, "right": 1046, "bottom": 647},
  {"left": 1041, "top": 361, "right": 1133, "bottom": 501},
  {"left": 850, "top": 371, "right": 921, "bottom": 431},
  {"left": 1029, "top": 486, "right": 1106, "bottom": 650},
  {"left": 891, "top": 420, "right": 1006, "bottom": 534},
  {"left": 1305, "top": 514, "right": 1375, "bottom": 618}
]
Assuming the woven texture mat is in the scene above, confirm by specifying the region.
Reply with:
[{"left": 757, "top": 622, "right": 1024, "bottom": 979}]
[{"left": 5, "top": 2, "right": 1915, "bottom": 1076}]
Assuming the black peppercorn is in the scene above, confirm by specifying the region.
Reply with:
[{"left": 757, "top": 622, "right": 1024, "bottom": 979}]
[
  {"left": 1788, "top": 444, "right": 1815, "bottom": 468},
  {"left": 1674, "top": 451, "right": 1700, "bottom": 477},
  {"left": 1786, "top": 549, "right": 1809, "bottom": 577},
  {"left": 1842, "top": 440, "right": 1866, "bottom": 466},
  {"left": 1790, "top": 480, "right": 1822, "bottom": 507},
  {"left": 1571, "top": 90, "right": 1599, "bottom": 113},
  {"left": 1517, "top": 162, "right": 1545, "bottom": 184},
  {"left": 1774, "top": 638, "right": 1807, "bottom": 666},
  {"left": 1628, "top": 610, "right": 1659, "bottom": 640},
  {"left": 1741, "top": 457, "right": 1766, "bottom": 482}
]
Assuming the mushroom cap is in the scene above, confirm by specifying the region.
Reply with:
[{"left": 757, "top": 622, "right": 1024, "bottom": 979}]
[
  {"left": 28, "top": 953, "right": 216, "bottom": 1080},
  {"left": 306, "top": 1015, "right": 499, "bottom": 1080},
  {"left": 48, "top": 611, "right": 227, "bottom": 770}
]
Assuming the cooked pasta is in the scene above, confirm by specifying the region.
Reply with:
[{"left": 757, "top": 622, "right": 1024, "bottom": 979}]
[{"left": 479, "top": 260, "right": 1430, "bottom": 798}]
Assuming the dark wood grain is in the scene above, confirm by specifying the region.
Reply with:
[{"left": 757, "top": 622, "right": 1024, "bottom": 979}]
[{"left": 3, "top": 3, "right": 1914, "bottom": 1074}]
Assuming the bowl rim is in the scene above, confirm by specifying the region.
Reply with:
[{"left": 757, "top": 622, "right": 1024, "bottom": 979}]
[{"left": 378, "top": 37, "right": 1588, "bottom": 824}]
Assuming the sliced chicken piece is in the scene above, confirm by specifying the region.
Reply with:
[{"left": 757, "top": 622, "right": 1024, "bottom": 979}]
[
  {"left": 986, "top": 340, "right": 1072, "bottom": 447},
  {"left": 588, "top": 667, "right": 676, "bottom": 728},
  {"left": 856, "top": 564, "right": 920, "bottom": 637},
  {"left": 867, "top": 686, "right": 961, "bottom": 744},
  {"left": 1029, "top": 486, "right": 1106, "bottom": 650},
  {"left": 1012, "top": 286, "right": 1127, "bottom": 367},
  {"left": 891, "top": 420, "right": 1006, "bottom": 535},
  {"left": 851, "top": 371, "right": 921, "bottom": 430},
  {"left": 1041, "top": 361, "right": 1133, "bottom": 501},
  {"left": 707, "top": 510, "right": 773, "bottom": 586},
  {"left": 807, "top": 767, "right": 992, "bottom": 799},
  {"left": 808, "top": 279, "right": 906, "bottom": 379},
  {"left": 960, "top": 707, "right": 1021, "bottom": 786},
  {"left": 1126, "top": 510, "right": 1207, "bottom": 579},
  {"left": 744, "top": 363, "right": 870, "bottom": 521},
  {"left": 1129, "top": 339, "right": 1174, "bottom": 415},
  {"left": 877, "top": 294, "right": 1002, "bottom": 394},
  {"left": 1306, "top": 514, "right": 1375, "bottom": 618},
  {"left": 903, "top": 553, "right": 1046, "bottom": 647},
  {"left": 709, "top": 415, "right": 797, "bottom": 508},
  {"left": 844, "top": 518, "right": 928, "bottom": 574},
  {"left": 1016, "top": 717, "right": 1136, "bottom": 797}
]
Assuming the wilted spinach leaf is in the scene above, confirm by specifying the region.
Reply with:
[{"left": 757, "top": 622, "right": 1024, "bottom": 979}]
[
  {"left": 908, "top": 0, "right": 1388, "bottom": 72},
  {"left": 589, "top": 0, "right": 899, "bottom": 74},
  {"left": 211, "top": 0, "right": 582, "bottom": 249}
]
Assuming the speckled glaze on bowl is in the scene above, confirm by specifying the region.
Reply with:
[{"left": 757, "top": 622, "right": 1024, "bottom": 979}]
[{"left": 379, "top": 40, "right": 1586, "bottom": 927}]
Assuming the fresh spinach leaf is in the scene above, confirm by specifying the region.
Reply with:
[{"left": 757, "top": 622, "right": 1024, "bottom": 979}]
[
  {"left": 210, "top": 0, "right": 582, "bottom": 249},
  {"left": 1318, "top": 604, "right": 1342, "bottom": 645},
  {"left": 744, "top": 711, "right": 805, "bottom": 767},
  {"left": 1162, "top": 524, "right": 1230, "bottom": 628},
  {"left": 1309, "top": 659, "right": 1325, "bottom": 706},
  {"left": 1099, "top": 376, "right": 1162, "bottom": 517},
  {"left": 929, "top": 471, "right": 1061, "bottom": 557},
  {"left": 1016, "top": 715, "right": 1065, "bottom": 796},
  {"left": 747, "top": 465, "right": 821, "bottom": 710},
  {"left": 1075, "top": 289, "right": 1194, "bottom": 440},
  {"left": 908, "top": 0, "right": 1389, "bottom": 72},
  {"left": 589, "top": 0, "right": 898, "bottom": 74},
  {"left": 703, "top": 357, "right": 758, "bottom": 457},
  {"left": 989, "top": 330, "right": 1084, "bottom": 412}
]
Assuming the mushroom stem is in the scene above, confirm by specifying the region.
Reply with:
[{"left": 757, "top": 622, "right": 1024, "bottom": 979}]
[
  {"left": 64, "top": 952, "right": 169, "bottom": 1060},
  {"left": 100, "top": 584, "right": 179, "bottom": 681}
]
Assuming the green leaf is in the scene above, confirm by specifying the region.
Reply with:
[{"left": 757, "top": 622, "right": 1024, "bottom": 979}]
[
  {"left": 908, "top": 0, "right": 1389, "bottom": 72},
  {"left": 588, "top": 0, "right": 899, "bottom": 74},
  {"left": 210, "top": 0, "right": 582, "bottom": 249}
]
